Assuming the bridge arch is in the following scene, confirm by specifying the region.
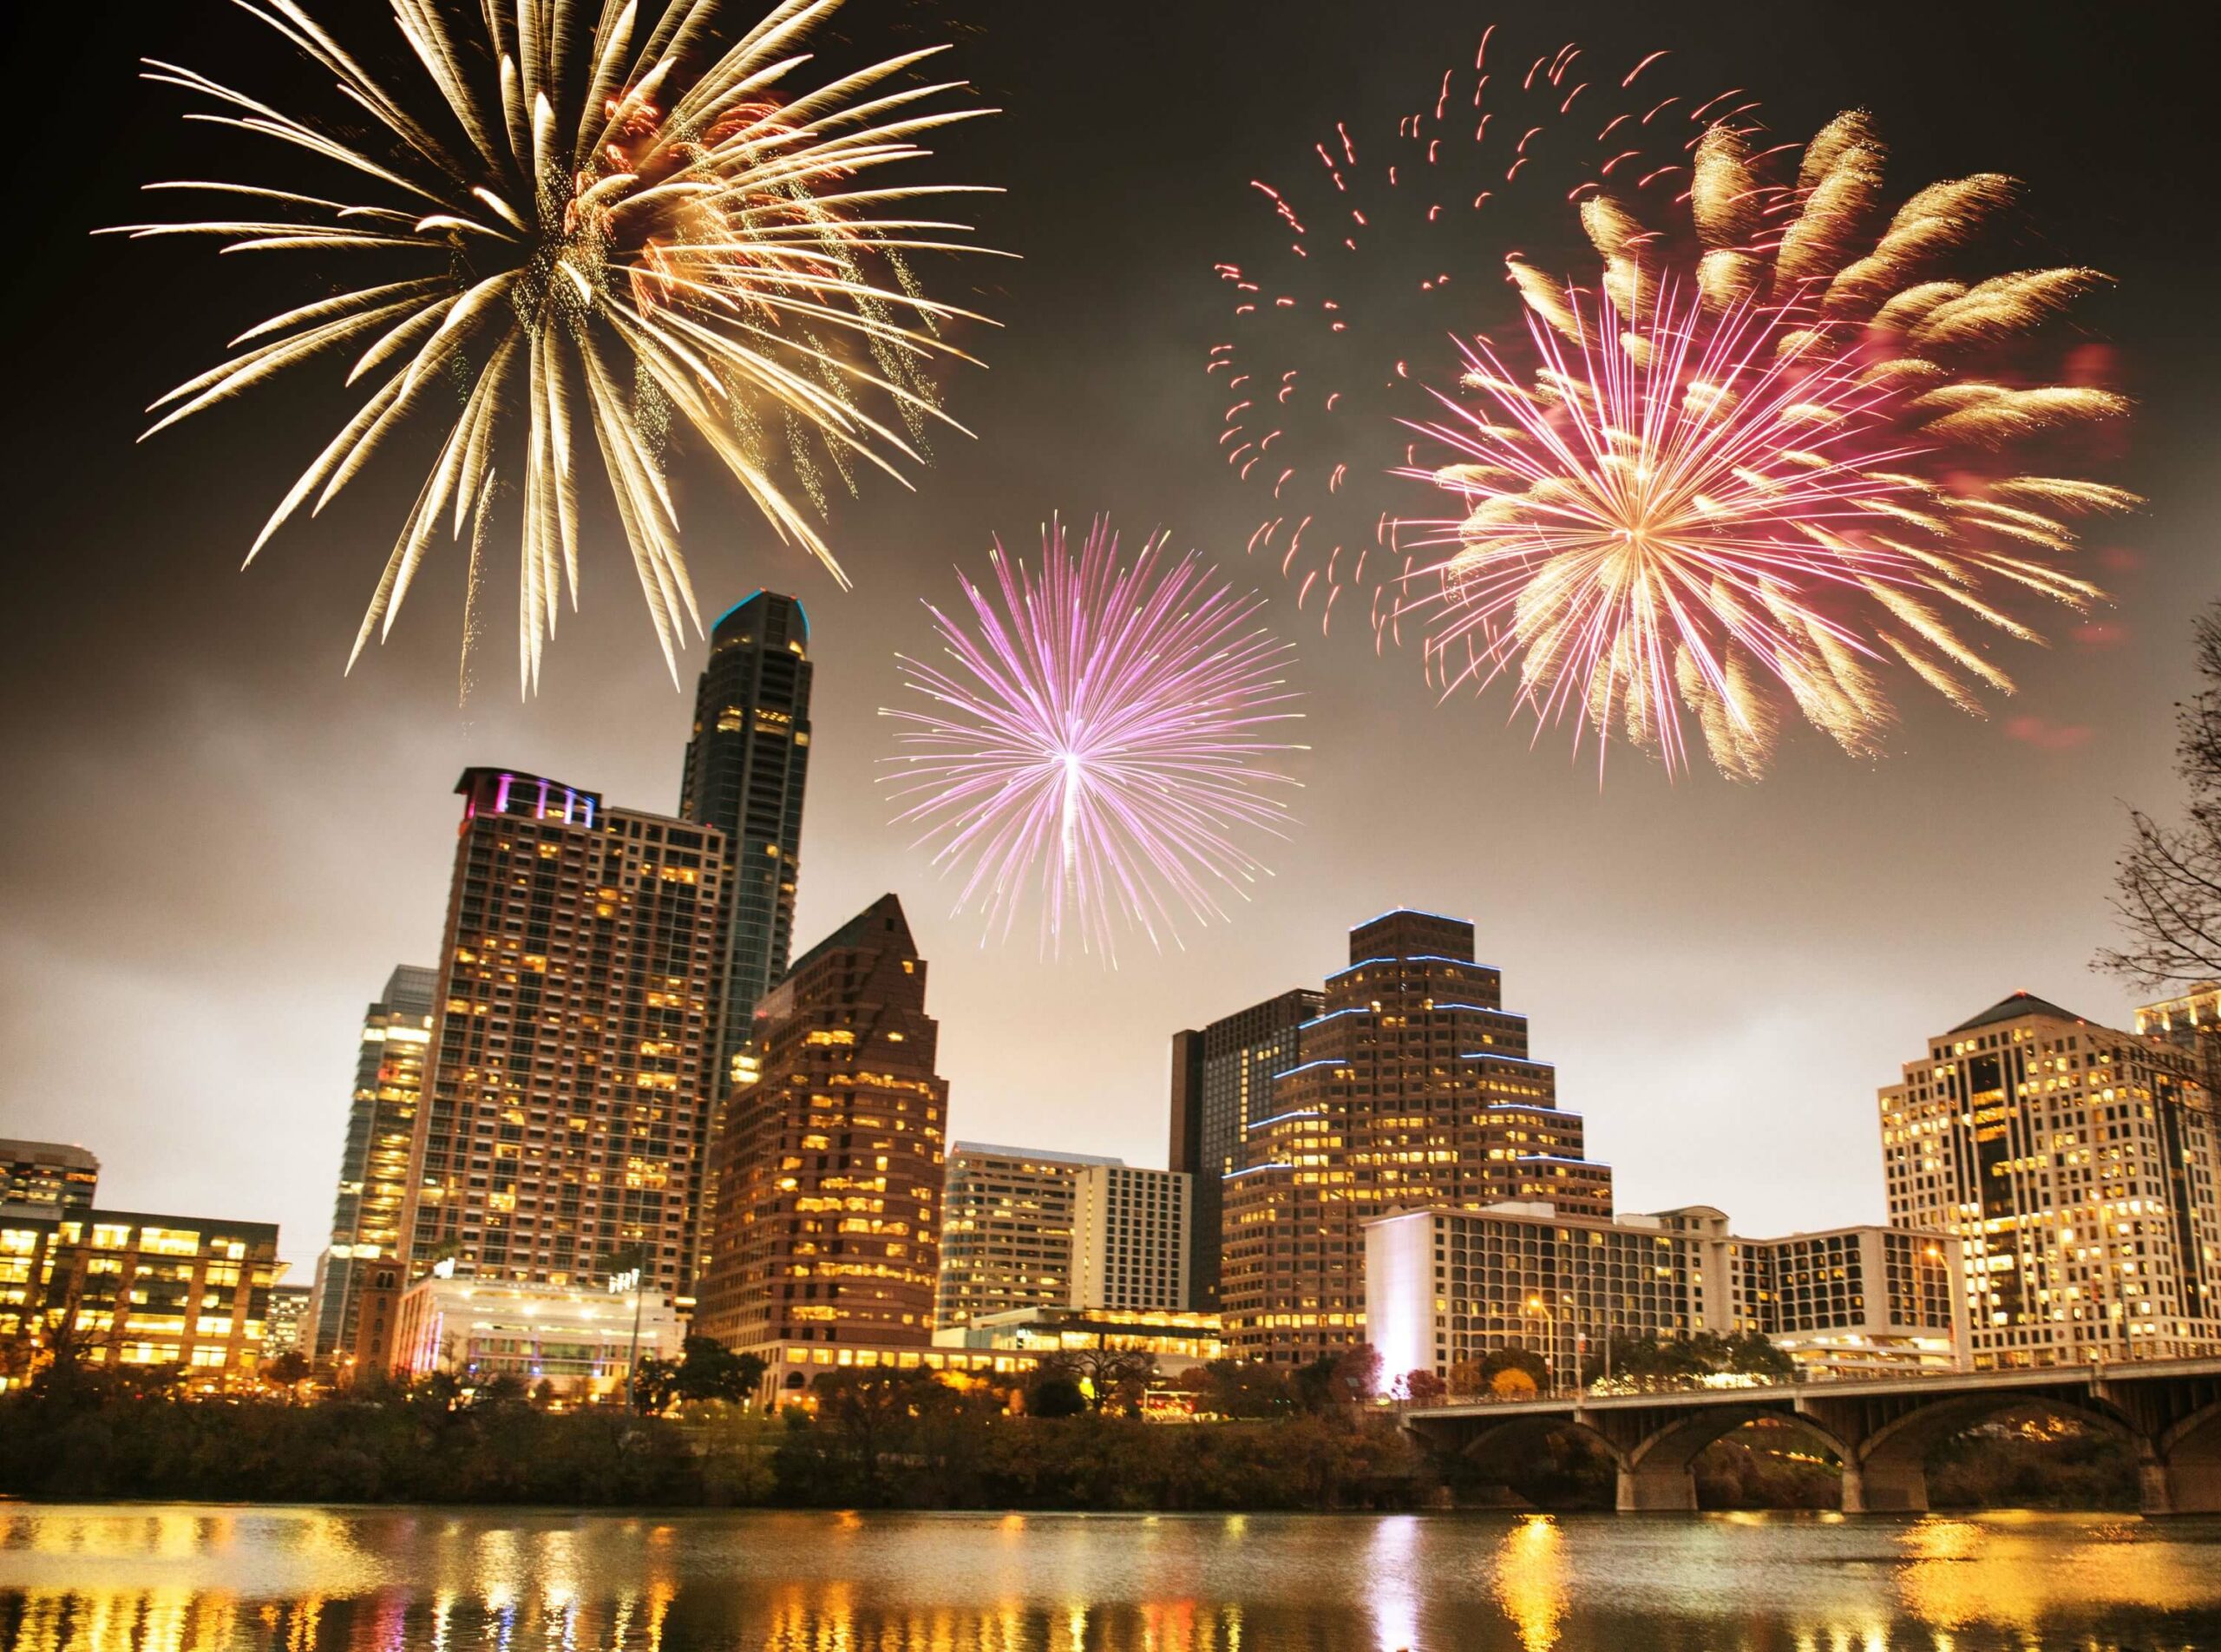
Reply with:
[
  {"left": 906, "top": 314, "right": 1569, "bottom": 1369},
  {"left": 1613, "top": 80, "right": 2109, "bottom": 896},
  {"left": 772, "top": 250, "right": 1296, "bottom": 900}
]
[
  {"left": 1617, "top": 1406, "right": 1853, "bottom": 1512},
  {"left": 2152, "top": 1398, "right": 2221, "bottom": 1514},
  {"left": 1848, "top": 1390, "right": 2140, "bottom": 1514}
]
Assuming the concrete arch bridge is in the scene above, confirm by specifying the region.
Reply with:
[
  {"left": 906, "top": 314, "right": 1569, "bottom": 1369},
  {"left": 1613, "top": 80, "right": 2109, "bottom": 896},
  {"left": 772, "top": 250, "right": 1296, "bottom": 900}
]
[{"left": 1401, "top": 1358, "right": 2221, "bottom": 1515}]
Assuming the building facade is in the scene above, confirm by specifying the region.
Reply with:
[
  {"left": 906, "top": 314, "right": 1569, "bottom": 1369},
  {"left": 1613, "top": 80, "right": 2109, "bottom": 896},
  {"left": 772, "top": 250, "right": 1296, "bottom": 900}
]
[
  {"left": 305, "top": 964, "right": 436, "bottom": 1361},
  {"left": 1880, "top": 992, "right": 2221, "bottom": 1367},
  {"left": 396, "top": 769, "right": 727, "bottom": 1307},
  {"left": 1221, "top": 909, "right": 1614, "bottom": 1364},
  {"left": 264, "top": 1282, "right": 311, "bottom": 1359},
  {"left": 1366, "top": 1202, "right": 1966, "bottom": 1391},
  {"left": 2137, "top": 983, "right": 2221, "bottom": 1098},
  {"left": 694, "top": 895, "right": 948, "bottom": 1357},
  {"left": 390, "top": 1273, "right": 682, "bottom": 1399},
  {"left": 0, "top": 1140, "right": 98, "bottom": 1218},
  {"left": 1071, "top": 1163, "right": 1193, "bottom": 1314},
  {"left": 933, "top": 1304, "right": 1225, "bottom": 1374},
  {"left": 26, "top": 1210, "right": 284, "bottom": 1388},
  {"left": 1171, "top": 989, "right": 1321, "bottom": 1310},
  {"left": 679, "top": 591, "right": 814, "bottom": 1072},
  {"left": 936, "top": 1143, "right": 1116, "bottom": 1329}
]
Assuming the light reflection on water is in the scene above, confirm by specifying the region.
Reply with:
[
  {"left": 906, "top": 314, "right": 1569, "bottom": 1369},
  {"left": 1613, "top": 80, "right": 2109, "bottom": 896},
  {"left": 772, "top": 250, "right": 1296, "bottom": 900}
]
[{"left": 1, "top": 1505, "right": 2217, "bottom": 1652}]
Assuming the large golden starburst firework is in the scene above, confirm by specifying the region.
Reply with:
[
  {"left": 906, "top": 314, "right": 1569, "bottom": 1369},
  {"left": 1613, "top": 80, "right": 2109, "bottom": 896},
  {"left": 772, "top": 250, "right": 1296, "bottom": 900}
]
[
  {"left": 113, "top": 0, "right": 1000, "bottom": 691},
  {"left": 1411, "top": 111, "right": 2134, "bottom": 779}
]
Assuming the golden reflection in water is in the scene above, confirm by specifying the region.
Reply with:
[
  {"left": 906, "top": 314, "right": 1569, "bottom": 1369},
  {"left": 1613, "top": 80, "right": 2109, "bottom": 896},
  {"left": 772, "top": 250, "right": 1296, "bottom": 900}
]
[
  {"left": 1490, "top": 1516, "right": 1568, "bottom": 1652},
  {"left": 1893, "top": 1514, "right": 2221, "bottom": 1631}
]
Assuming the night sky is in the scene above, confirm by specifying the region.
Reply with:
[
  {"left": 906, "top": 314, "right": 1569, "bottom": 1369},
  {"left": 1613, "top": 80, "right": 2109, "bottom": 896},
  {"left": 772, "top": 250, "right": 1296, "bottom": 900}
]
[{"left": 3, "top": 1, "right": 2215, "bottom": 1275}]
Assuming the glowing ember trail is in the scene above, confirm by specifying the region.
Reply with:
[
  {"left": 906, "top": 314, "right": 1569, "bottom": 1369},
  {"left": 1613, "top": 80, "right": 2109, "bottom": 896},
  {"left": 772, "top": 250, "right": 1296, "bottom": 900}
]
[
  {"left": 1214, "top": 29, "right": 1734, "bottom": 641},
  {"left": 110, "top": 0, "right": 1002, "bottom": 692},
  {"left": 881, "top": 519, "right": 1306, "bottom": 961},
  {"left": 1405, "top": 112, "right": 2133, "bottom": 779}
]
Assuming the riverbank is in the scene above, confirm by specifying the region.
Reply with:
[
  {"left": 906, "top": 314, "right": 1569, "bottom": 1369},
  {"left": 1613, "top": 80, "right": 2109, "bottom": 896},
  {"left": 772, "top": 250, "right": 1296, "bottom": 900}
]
[{"left": 0, "top": 1386, "right": 2139, "bottom": 1511}]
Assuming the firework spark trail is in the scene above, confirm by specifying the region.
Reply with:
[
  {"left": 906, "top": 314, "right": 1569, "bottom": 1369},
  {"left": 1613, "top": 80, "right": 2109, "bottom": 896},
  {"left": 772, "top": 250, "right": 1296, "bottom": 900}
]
[
  {"left": 111, "top": 0, "right": 1003, "bottom": 692},
  {"left": 1405, "top": 112, "right": 2133, "bottom": 779},
  {"left": 881, "top": 519, "right": 1306, "bottom": 961},
  {"left": 1212, "top": 28, "right": 1722, "bottom": 642}
]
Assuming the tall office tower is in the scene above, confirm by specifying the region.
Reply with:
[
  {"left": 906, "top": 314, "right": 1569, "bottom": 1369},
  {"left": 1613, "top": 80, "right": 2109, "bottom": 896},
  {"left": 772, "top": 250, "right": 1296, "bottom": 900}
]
[
  {"left": 1879, "top": 992, "right": 2221, "bottom": 1367},
  {"left": 0, "top": 1140, "right": 98, "bottom": 1217},
  {"left": 1169, "top": 988, "right": 1322, "bottom": 1310},
  {"left": 305, "top": 964, "right": 436, "bottom": 1360},
  {"left": 1071, "top": 1164, "right": 1193, "bottom": 1313},
  {"left": 936, "top": 1143, "right": 1117, "bottom": 1329},
  {"left": 1220, "top": 908, "right": 1614, "bottom": 1364},
  {"left": 2137, "top": 984, "right": 2221, "bottom": 1098},
  {"left": 396, "top": 769, "right": 727, "bottom": 1305},
  {"left": 694, "top": 894, "right": 948, "bottom": 1356},
  {"left": 679, "top": 592, "right": 814, "bottom": 1072}
]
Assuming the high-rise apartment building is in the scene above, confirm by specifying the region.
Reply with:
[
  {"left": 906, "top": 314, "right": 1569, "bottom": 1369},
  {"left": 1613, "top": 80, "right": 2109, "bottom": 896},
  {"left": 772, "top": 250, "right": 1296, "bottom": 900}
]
[
  {"left": 396, "top": 769, "right": 727, "bottom": 1306},
  {"left": 305, "top": 964, "right": 436, "bottom": 1361},
  {"left": 1367, "top": 1203, "right": 1966, "bottom": 1390},
  {"left": 0, "top": 1140, "right": 98, "bottom": 1218},
  {"left": 1879, "top": 992, "right": 2221, "bottom": 1367},
  {"left": 1171, "top": 989, "right": 1321, "bottom": 1310},
  {"left": 2137, "top": 983, "right": 2221, "bottom": 1098},
  {"left": 936, "top": 1143, "right": 1117, "bottom": 1329},
  {"left": 694, "top": 894, "right": 947, "bottom": 1357},
  {"left": 264, "top": 1282, "right": 311, "bottom": 1359},
  {"left": 1071, "top": 1163, "right": 1192, "bottom": 1313},
  {"left": 679, "top": 592, "right": 814, "bottom": 1072},
  {"left": 1221, "top": 908, "right": 1613, "bottom": 1364}
]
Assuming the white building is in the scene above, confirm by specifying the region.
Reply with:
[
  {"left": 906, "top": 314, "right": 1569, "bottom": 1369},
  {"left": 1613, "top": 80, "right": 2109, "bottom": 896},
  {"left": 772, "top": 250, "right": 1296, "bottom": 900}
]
[
  {"left": 391, "top": 1274, "right": 682, "bottom": 1399},
  {"left": 1071, "top": 1164, "right": 1191, "bottom": 1314},
  {"left": 1366, "top": 1201, "right": 1967, "bottom": 1392}
]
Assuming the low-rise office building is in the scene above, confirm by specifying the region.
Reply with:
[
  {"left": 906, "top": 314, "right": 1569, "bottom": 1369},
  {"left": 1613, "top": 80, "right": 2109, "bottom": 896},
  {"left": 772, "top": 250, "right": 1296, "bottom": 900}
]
[
  {"left": 933, "top": 1304, "right": 1224, "bottom": 1373},
  {"left": 0, "top": 1140, "right": 98, "bottom": 1219},
  {"left": 390, "top": 1274, "right": 682, "bottom": 1399},
  {"left": 1367, "top": 1201, "right": 1966, "bottom": 1391},
  {"left": 24, "top": 1210, "right": 285, "bottom": 1388}
]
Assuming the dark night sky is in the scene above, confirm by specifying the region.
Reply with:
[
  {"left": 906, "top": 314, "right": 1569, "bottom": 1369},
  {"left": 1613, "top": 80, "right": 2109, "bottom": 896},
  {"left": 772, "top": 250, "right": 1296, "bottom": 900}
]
[{"left": 2, "top": 1, "right": 2215, "bottom": 1275}]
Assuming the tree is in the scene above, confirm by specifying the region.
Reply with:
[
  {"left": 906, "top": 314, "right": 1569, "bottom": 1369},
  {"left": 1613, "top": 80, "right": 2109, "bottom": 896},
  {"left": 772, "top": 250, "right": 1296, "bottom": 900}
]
[
  {"left": 809, "top": 1367, "right": 952, "bottom": 1503},
  {"left": 1490, "top": 1366, "right": 1538, "bottom": 1399},
  {"left": 633, "top": 1337, "right": 766, "bottom": 1413},
  {"left": 1396, "top": 1368, "right": 1446, "bottom": 1405},
  {"left": 1039, "top": 1346, "right": 1156, "bottom": 1415},
  {"left": 263, "top": 1352, "right": 311, "bottom": 1396},
  {"left": 1025, "top": 1373, "right": 1087, "bottom": 1418},
  {"left": 2101, "top": 603, "right": 2221, "bottom": 987},
  {"left": 1292, "top": 1344, "right": 1381, "bottom": 1413},
  {"left": 1195, "top": 1359, "right": 1292, "bottom": 1419}
]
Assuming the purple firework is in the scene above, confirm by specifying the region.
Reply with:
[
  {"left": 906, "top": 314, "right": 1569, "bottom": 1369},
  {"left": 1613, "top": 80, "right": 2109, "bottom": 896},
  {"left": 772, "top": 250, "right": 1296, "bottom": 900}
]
[{"left": 883, "top": 517, "right": 1307, "bottom": 960}]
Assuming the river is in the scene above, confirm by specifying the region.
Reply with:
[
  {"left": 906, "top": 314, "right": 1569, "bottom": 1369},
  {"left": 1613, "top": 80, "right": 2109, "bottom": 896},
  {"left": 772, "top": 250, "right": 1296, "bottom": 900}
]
[{"left": 1, "top": 1504, "right": 2217, "bottom": 1651}]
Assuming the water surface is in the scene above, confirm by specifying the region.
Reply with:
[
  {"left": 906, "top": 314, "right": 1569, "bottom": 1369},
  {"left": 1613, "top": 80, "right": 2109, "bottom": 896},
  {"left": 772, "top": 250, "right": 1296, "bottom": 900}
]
[{"left": 2, "top": 1504, "right": 2217, "bottom": 1651}]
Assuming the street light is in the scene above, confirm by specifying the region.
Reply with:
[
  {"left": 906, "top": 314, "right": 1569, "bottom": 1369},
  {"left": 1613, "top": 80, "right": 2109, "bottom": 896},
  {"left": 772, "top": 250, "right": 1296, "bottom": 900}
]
[
  {"left": 1524, "top": 1294, "right": 1561, "bottom": 1398},
  {"left": 608, "top": 1265, "right": 644, "bottom": 1405}
]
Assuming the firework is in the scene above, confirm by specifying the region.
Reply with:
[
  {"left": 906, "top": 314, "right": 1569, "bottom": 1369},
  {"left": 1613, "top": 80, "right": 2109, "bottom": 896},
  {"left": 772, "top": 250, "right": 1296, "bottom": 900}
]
[
  {"left": 1213, "top": 30, "right": 1746, "bottom": 639},
  {"left": 1405, "top": 110, "right": 2133, "bottom": 779},
  {"left": 113, "top": 0, "right": 999, "bottom": 691},
  {"left": 882, "top": 519, "right": 1305, "bottom": 960}
]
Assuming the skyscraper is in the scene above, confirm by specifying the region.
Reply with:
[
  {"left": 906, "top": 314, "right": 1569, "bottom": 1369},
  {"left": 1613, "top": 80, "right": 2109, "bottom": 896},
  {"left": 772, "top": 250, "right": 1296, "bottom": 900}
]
[
  {"left": 694, "top": 894, "right": 947, "bottom": 1356},
  {"left": 679, "top": 591, "right": 814, "bottom": 1073},
  {"left": 396, "top": 768, "right": 727, "bottom": 1304},
  {"left": 1170, "top": 988, "right": 1321, "bottom": 1309},
  {"left": 305, "top": 964, "right": 436, "bottom": 1361},
  {"left": 935, "top": 1142, "right": 1116, "bottom": 1329},
  {"left": 1071, "top": 1163, "right": 1193, "bottom": 1314},
  {"left": 1879, "top": 992, "right": 2221, "bottom": 1367},
  {"left": 1221, "top": 908, "right": 1613, "bottom": 1364}
]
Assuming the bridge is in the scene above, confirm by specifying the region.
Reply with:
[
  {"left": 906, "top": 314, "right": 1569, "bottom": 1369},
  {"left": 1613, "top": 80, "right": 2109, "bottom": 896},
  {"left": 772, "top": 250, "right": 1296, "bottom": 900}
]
[{"left": 1400, "top": 1357, "right": 2221, "bottom": 1515}]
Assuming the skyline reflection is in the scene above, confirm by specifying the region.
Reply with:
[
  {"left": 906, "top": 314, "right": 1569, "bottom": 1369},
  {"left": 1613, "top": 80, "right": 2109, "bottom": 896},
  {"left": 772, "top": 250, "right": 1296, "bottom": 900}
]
[{"left": 2, "top": 1507, "right": 2217, "bottom": 1652}]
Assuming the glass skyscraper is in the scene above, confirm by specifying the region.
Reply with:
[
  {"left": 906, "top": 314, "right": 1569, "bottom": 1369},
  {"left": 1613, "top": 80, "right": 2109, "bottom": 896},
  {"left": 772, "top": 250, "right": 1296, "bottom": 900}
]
[{"left": 679, "top": 591, "right": 814, "bottom": 1076}]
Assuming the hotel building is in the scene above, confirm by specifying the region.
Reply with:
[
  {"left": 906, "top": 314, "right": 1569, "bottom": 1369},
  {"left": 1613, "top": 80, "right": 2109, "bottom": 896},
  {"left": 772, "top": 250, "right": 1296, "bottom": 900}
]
[
  {"left": 1879, "top": 992, "right": 2221, "bottom": 1367},
  {"left": 1221, "top": 909, "right": 1613, "bottom": 1363},
  {"left": 936, "top": 1143, "right": 1115, "bottom": 1328},
  {"left": 1071, "top": 1163, "right": 1193, "bottom": 1314},
  {"left": 1367, "top": 1202, "right": 1966, "bottom": 1390},
  {"left": 396, "top": 768, "right": 728, "bottom": 1306},
  {"left": 694, "top": 895, "right": 947, "bottom": 1358},
  {"left": 1171, "top": 989, "right": 1322, "bottom": 1310},
  {"left": 305, "top": 964, "right": 436, "bottom": 1361},
  {"left": 0, "top": 1139, "right": 98, "bottom": 1218},
  {"left": 679, "top": 591, "right": 814, "bottom": 1071}
]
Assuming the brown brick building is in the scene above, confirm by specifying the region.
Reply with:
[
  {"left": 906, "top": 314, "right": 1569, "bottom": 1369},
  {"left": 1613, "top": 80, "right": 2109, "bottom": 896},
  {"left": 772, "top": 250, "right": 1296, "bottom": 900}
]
[
  {"left": 694, "top": 893, "right": 948, "bottom": 1356},
  {"left": 1220, "top": 908, "right": 1613, "bottom": 1363},
  {"left": 396, "top": 768, "right": 728, "bottom": 1305}
]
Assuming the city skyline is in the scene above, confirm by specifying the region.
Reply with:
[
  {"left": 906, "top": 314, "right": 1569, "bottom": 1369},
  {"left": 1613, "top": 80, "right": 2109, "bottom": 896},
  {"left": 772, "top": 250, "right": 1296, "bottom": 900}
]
[{"left": 4, "top": 0, "right": 2218, "bottom": 1288}]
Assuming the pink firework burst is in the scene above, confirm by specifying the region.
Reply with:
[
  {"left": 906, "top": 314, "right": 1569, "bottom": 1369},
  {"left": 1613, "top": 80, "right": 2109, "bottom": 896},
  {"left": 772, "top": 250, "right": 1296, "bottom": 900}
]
[{"left": 883, "top": 519, "right": 1306, "bottom": 960}]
